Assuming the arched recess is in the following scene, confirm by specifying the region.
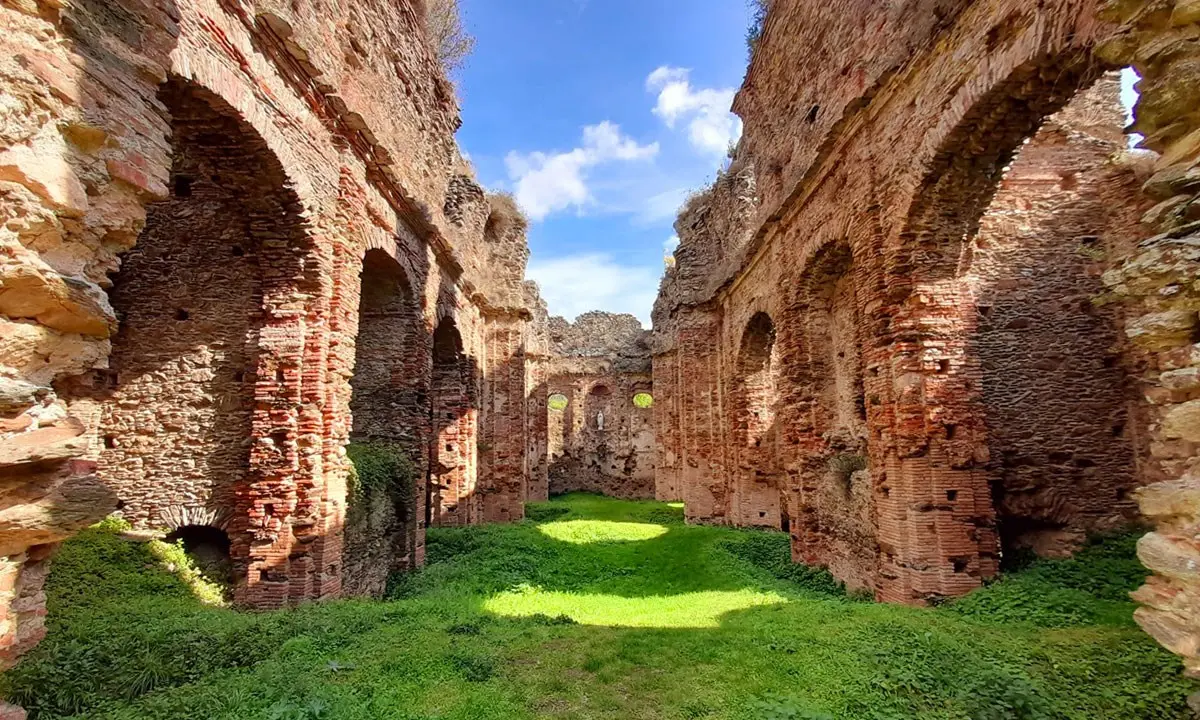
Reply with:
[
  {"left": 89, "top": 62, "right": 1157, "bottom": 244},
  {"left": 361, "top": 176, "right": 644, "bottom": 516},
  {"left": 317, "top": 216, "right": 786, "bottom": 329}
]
[
  {"left": 732, "top": 312, "right": 784, "bottom": 528},
  {"left": 343, "top": 249, "right": 424, "bottom": 596},
  {"left": 429, "top": 317, "right": 477, "bottom": 527},
  {"left": 585, "top": 384, "right": 614, "bottom": 432},
  {"left": 96, "top": 76, "right": 328, "bottom": 607},
  {"left": 879, "top": 51, "right": 1140, "bottom": 602},
  {"left": 965, "top": 73, "right": 1146, "bottom": 561},
  {"left": 582, "top": 384, "right": 616, "bottom": 478},
  {"left": 786, "top": 243, "right": 873, "bottom": 590}
]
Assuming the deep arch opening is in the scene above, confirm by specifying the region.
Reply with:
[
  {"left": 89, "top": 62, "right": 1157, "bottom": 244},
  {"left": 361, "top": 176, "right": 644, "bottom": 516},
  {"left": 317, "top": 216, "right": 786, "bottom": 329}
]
[
  {"left": 429, "top": 317, "right": 476, "bottom": 527},
  {"left": 788, "top": 242, "right": 872, "bottom": 589},
  {"left": 164, "top": 524, "right": 233, "bottom": 588},
  {"left": 95, "top": 77, "right": 309, "bottom": 596},
  {"left": 891, "top": 57, "right": 1150, "bottom": 585},
  {"left": 344, "top": 249, "right": 423, "bottom": 596},
  {"left": 732, "top": 312, "right": 783, "bottom": 529}
]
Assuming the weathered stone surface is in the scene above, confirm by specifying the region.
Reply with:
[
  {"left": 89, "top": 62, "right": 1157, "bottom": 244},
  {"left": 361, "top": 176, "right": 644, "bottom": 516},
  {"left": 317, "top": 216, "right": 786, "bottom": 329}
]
[
  {"left": 541, "top": 313, "right": 656, "bottom": 500},
  {"left": 1162, "top": 400, "right": 1200, "bottom": 442},
  {"left": 0, "top": 0, "right": 542, "bottom": 674}
]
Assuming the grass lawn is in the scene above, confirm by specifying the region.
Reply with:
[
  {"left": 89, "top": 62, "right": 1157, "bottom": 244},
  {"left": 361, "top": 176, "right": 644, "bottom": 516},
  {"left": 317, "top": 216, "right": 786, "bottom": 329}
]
[{"left": 1, "top": 494, "right": 1194, "bottom": 719}]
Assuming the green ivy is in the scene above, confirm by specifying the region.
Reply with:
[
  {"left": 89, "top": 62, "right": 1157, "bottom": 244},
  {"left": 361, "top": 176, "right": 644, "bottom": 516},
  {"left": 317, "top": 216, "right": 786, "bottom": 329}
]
[{"left": 345, "top": 442, "right": 416, "bottom": 505}]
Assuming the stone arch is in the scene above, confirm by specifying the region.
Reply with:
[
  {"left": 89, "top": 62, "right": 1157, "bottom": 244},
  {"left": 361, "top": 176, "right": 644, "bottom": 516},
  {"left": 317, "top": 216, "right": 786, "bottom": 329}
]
[
  {"left": 169, "top": 36, "right": 323, "bottom": 213},
  {"left": 963, "top": 73, "right": 1148, "bottom": 561},
  {"left": 879, "top": 51, "right": 1141, "bottom": 602},
  {"left": 891, "top": 51, "right": 1104, "bottom": 289},
  {"left": 164, "top": 524, "right": 234, "bottom": 588},
  {"left": 429, "top": 316, "right": 477, "bottom": 526},
  {"left": 343, "top": 248, "right": 425, "bottom": 597},
  {"left": 95, "top": 76, "right": 329, "bottom": 607},
  {"left": 731, "top": 311, "right": 784, "bottom": 528}
]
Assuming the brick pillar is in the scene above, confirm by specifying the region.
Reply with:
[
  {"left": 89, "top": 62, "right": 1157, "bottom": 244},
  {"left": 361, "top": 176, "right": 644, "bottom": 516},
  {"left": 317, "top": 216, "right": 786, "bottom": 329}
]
[
  {"left": 480, "top": 313, "right": 528, "bottom": 522},
  {"left": 677, "top": 308, "right": 730, "bottom": 523},
  {"left": 296, "top": 221, "right": 342, "bottom": 600},
  {"left": 235, "top": 223, "right": 337, "bottom": 607},
  {"left": 653, "top": 351, "right": 682, "bottom": 501},
  {"left": 874, "top": 280, "right": 999, "bottom": 603}
]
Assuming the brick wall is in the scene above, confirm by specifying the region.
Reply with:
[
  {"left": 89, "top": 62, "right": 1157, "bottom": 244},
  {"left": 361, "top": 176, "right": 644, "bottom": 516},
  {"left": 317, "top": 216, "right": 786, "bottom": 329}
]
[{"left": 0, "top": 0, "right": 540, "bottom": 670}]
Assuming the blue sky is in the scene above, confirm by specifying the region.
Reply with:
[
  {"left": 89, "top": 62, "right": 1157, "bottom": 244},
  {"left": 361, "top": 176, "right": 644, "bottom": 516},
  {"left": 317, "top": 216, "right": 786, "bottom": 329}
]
[{"left": 454, "top": 0, "right": 754, "bottom": 326}]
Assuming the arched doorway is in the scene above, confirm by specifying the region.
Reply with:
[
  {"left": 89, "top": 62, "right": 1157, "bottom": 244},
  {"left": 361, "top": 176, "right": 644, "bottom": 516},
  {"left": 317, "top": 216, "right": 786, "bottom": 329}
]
[
  {"left": 343, "top": 249, "right": 424, "bottom": 596},
  {"left": 429, "top": 317, "right": 477, "bottom": 526},
  {"left": 96, "top": 77, "right": 315, "bottom": 605}
]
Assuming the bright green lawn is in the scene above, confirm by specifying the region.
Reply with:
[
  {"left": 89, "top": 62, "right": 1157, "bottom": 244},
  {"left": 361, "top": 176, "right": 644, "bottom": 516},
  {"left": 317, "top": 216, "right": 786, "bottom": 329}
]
[{"left": 2, "top": 494, "right": 1194, "bottom": 719}]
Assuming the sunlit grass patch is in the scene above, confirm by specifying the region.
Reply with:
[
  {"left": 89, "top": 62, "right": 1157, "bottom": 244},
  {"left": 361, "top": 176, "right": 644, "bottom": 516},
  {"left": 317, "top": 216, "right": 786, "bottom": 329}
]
[
  {"left": 4, "top": 494, "right": 1193, "bottom": 720},
  {"left": 537, "top": 519, "right": 668, "bottom": 544},
  {"left": 484, "top": 584, "right": 788, "bottom": 628}
]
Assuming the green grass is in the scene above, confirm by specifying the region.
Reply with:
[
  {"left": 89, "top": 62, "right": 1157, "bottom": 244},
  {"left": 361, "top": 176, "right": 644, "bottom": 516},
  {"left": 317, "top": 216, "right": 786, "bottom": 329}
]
[{"left": 2, "top": 494, "right": 1194, "bottom": 719}]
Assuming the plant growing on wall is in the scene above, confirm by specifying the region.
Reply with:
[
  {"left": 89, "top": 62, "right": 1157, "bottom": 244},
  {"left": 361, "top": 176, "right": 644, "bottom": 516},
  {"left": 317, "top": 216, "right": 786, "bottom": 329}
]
[
  {"left": 746, "top": 0, "right": 772, "bottom": 57},
  {"left": 346, "top": 442, "right": 416, "bottom": 506},
  {"left": 425, "top": 0, "right": 475, "bottom": 76}
]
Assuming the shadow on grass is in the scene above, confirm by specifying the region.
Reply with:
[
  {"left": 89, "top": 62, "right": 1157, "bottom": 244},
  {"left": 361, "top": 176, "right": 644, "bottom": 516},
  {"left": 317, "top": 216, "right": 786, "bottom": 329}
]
[{"left": 1, "top": 494, "right": 1193, "bottom": 720}]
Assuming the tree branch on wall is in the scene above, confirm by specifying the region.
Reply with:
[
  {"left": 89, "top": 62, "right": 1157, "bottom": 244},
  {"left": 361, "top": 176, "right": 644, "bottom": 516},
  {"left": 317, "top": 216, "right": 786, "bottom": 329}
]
[{"left": 426, "top": 0, "right": 476, "bottom": 76}]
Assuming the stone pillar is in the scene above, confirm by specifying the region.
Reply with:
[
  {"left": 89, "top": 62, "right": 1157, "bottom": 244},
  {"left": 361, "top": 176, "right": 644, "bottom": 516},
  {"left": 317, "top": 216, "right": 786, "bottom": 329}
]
[
  {"left": 653, "top": 351, "right": 683, "bottom": 501},
  {"left": 1098, "top": 0, "right": 1200, "bottom": 677},
  {"left": 480, "top": 312, "right": 528, "bottom": 522},
  {"left": 676, "top": 307, "right": 730, "bottom": 523}
]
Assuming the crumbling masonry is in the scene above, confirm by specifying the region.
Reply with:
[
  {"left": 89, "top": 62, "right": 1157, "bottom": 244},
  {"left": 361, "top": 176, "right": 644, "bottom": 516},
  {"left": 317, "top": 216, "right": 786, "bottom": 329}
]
[
  {"left": 0, "top": 0, "right": 544, "bottom": 667},
  {"left": 654, "top": 0, "right": 1200, "bottom": 676},
  {"left": 542, "top": 312, "right": 655, "bottom": 500},
  {"left": 5, "top": 0, "right": 1200, "bottom": 694}
]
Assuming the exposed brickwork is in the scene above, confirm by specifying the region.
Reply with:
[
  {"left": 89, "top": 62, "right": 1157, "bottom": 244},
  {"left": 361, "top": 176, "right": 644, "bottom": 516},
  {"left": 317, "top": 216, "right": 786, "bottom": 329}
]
[
  {"left": 542, "top": 313, "right": 656, "bottom": 499},
  {"left": 0, "top": 0, "right": 541, "bottom": 669},
  {"left": 653, "top": 0, "right": 1190, "bottom": 614}
]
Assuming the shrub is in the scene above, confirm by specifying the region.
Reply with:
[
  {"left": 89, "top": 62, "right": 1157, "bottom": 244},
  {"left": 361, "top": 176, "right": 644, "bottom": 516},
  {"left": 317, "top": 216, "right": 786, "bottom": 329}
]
[
  {"left": 345, "top": 442, "right": 416, "bottom": 504},
  {"left": 746, "top": 0, "right": 772, "bottom": 58},
  {"left": 425, "top": 0, "right": 475, "bottom": 76}
]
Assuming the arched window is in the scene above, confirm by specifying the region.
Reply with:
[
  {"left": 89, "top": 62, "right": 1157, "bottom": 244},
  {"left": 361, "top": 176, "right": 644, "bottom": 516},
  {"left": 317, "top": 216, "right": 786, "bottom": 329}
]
[
  {"left": 548, "top": 394, "right": 569, "bottom": 411},
  {"left": 633, "top": 392, "right": 654, "bottom": 409}
]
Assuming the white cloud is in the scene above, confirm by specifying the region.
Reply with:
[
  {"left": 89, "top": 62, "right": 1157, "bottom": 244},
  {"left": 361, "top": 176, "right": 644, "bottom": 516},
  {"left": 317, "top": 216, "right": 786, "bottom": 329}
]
[
  {"left": 637, "top": 187, "right": 690, "bottom": 225},
  {"left": 505, "top": 121, "right": 658, "bottom": 221},
  {"left": 664, "top": 235, "right": 680, "bottom": 255},
  {"left": 647, "top": 66, "right": 742, "bottom": 156},
  {"left": 527, "top": 253, "right": 660, "bottom": 325}
]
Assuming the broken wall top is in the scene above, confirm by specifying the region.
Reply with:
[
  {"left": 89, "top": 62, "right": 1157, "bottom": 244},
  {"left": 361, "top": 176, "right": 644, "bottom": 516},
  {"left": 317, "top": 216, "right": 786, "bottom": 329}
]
[
  {"left": 248, "top": 0, "right": 531, "bottom": 313},
  {"left": 548, "top": 312, "right": 652, "bottom": 374}
]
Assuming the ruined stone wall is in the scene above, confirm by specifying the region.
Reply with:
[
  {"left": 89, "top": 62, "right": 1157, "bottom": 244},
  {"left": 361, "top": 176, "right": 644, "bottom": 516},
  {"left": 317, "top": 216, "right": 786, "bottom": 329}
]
[
  {"left": 0, "top": 0, "right": 537, "bottom": 669},
  {"left": 1096, "top": 0, "right": 1200, "bottom": 678},
  {"left": 543, "top": 313, "right": 656, "bottom": 499},
  {"left": 968, "top": 79, "right": 1154, "bottom": 558},
  {"left": 654, "top": 0, "right": 1164, "bottom": 605}
]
